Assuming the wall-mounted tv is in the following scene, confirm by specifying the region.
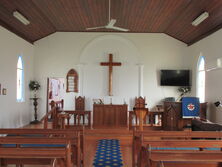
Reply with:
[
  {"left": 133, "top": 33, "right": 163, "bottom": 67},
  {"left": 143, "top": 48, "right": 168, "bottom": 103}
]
[{"left": 160, "top": 70, "right": 191, "bottom": 86}]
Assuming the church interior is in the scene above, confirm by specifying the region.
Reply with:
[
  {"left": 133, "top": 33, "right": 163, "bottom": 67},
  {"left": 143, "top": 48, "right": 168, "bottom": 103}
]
[{"left": 1, "top": 0, "right": 222, "bottom": 166}]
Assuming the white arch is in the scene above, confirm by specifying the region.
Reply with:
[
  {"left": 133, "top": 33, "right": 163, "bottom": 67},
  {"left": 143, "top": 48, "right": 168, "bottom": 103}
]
[
  {"left": 78, "top": 34, "right": 143, "bottom": 109},
  {"left": 79, "top": 34, "right": 141, "bottom": 64}
]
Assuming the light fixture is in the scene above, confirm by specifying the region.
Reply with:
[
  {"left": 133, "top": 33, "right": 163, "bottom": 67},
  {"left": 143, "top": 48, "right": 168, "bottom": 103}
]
[
  {"left": 13, "top": 11, "right": 30, "bottom": 25},
  {"left": 192, "top": 12, "right": 209, "bottom": 26}
]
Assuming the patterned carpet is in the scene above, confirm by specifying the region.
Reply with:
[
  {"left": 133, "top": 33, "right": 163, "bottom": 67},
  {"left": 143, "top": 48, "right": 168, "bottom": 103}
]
[{"left": 93, "top": 139, "right": 123, "bottom": 167}]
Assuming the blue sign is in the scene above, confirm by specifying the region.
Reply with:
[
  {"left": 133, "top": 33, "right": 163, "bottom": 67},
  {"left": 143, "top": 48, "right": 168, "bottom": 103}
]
[{"left": 182, "top": 97, "right": 200, "bottom": 118}]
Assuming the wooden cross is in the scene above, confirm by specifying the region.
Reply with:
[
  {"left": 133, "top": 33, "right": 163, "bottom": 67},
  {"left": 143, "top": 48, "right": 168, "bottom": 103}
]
[{"left": 100, "top": 54, "right": 121, "bottom": 96}]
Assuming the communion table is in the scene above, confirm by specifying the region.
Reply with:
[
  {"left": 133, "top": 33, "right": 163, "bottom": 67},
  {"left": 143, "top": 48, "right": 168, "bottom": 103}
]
[{"left": 93, "top": 104, "right": 128, "bottom": 128}]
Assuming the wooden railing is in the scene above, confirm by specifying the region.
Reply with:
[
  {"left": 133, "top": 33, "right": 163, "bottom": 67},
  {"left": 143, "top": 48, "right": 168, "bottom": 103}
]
[
  {"left": 64, "top": 110, "right": 91, "bottom": 128},
  {"left": 41, "top": 107, "right": 57, "bottom": 129},
  {"left": 129, "top": 110, "right": 163, "bottom": 130},
  {"left": 42, "top": 106, "right": 91, "bottom": 129}
]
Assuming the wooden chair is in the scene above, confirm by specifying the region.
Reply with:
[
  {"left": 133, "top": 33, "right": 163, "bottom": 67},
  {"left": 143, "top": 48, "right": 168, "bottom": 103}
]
[
  {"left": 63, "top": 96, "right": 91, "bottom": 128},
  {"left": 49, "top": 99, "right": 64, "bottom": 111},
  {"left": 75, "top": 96, "right": 85, "bottom": 110},
  {"left": 135, "top": 96, "right": 147, "bottom": 108}
]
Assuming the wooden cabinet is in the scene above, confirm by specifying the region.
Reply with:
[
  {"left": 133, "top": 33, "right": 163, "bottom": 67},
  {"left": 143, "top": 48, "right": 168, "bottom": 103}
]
[
  {"left": 163, "top": 102, "right": 181, "bottom": 130},
  {"left": 163, "top": 102, "right": 207, "bottom": 130},
  {"left": 199, "top": 102, "right": 207, "bottom": 119},
  {"left": 93, "top": 104, "right": 128, "bottom": 128}
]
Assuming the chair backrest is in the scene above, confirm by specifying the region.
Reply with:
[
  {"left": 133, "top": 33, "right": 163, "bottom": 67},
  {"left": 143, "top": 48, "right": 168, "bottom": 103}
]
[
  {"left": 75, "top": 96, "right": 85, "bottom": 110},
  {"left": 134, "top": 96, "right": 146, "bottom": 108},
  {"left": 49, "top": 99, "right": 64, "bottom": 110}
]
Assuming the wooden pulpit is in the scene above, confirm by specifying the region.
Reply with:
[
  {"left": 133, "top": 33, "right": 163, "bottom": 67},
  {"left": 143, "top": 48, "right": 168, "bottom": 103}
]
[
  {"left": 134, "top": 96, "right": 148, "bottom": 130},
  {"left": 133, "top": 107, "right": 148, "bottom": 131}
]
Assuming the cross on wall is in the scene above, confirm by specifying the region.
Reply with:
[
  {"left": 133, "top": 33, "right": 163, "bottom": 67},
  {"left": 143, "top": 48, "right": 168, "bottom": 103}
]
[{"left": 100, "top": 54, "right": 121, "bottom": 96}]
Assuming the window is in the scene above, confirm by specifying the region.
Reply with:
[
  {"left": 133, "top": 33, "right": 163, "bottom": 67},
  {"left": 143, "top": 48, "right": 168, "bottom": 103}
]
[
  {"left": 17, "top": 56, "right": 24, "bottom": 102},
  {"left": 196, "top": 55, "right": 205, "bottom": 102}
]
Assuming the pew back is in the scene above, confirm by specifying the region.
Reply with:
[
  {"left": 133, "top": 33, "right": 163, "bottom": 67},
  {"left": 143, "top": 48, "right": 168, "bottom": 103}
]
[
  {"left": 138, "top": 140, "right": 222, "bottom": 167},
  {"left": 133, "top": 130, "right": 222, "bottom": 167},
  {"left": 0, "top": 129, "right": 83, "bottom": 167}
]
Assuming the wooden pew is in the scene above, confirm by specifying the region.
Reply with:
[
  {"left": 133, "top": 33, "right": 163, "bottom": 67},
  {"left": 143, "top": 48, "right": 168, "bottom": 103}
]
[
  {"left": 42, "top": 107, "right": 86, "bottom": 166},
  {"left": 0, "top": 137, "right": 72, "bottom": 167},
  {"left": 0, "top": 129, "right": 83, "bottom": 167},
  {"left": 138, "top": 140, "right": 222, "bottom": 167},
  {"left": 133, "top": 130, "right": 222, "bottom": 167}
]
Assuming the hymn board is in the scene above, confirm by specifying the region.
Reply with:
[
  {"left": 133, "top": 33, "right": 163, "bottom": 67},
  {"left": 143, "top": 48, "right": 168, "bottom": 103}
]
[{"left": 100, "top": 54, "right": 121, "bottom": 96}]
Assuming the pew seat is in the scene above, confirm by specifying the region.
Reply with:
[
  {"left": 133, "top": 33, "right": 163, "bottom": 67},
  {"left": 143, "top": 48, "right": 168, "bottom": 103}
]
[
  {"left": 138, "top": 140, "right": 222, "bottom": 167},
  {"left": 133, "top": 130, "right": 222, "bottom": 167},
  {"left": 0, "top": 129, "right": 83, "bottom": 167}
]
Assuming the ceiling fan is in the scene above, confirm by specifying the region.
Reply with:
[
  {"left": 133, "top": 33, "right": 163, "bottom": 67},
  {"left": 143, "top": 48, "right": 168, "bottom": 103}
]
[{"left": 86, "top": 0, "right": 129, "bottom": 32}]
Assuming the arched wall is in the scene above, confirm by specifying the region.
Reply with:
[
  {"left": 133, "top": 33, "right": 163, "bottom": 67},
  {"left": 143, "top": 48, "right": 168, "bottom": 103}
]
[{"left": 79, "top": 35, "right": 141, "bottom": 110}]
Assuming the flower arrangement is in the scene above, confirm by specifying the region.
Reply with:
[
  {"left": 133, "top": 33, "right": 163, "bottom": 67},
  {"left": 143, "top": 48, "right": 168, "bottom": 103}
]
[
  {"left": 177, "top": 86, "right": 191, "bottom": 101},
  {"left": 29, "top": 81, "right": 40, "bottom": 91},
  {"left": 178, "top": 86, "right": 190, "bottom": 95}
]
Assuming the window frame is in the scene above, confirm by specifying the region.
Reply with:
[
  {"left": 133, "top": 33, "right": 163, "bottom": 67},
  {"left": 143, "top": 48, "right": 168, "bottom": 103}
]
[
  {"left": 196, "top": 55, "right": 205, "bottom": 103},
  {"left": 17, "top": 55, "right": 25, "bottom": 102}
]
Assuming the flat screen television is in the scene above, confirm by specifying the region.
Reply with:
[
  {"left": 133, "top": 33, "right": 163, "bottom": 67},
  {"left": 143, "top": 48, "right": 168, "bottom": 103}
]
[{"left": 160, "top": 70, "right": 190, "bottom": 86}]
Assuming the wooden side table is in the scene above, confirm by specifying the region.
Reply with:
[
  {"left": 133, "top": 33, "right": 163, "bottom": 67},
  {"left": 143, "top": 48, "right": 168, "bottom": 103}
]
[{"left": 30, "top": 97, "right": 40, "bottom": 124}]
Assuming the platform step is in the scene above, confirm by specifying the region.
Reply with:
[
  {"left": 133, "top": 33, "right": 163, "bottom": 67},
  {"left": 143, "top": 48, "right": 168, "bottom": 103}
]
[{"left": 85, "top": 129, "right": 133, "bottom": 145}]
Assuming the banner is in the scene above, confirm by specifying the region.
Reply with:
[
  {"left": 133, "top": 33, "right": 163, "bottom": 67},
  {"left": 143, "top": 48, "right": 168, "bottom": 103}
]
[{"left": 182, "top": 97, "right": 200, "bottom": 118}]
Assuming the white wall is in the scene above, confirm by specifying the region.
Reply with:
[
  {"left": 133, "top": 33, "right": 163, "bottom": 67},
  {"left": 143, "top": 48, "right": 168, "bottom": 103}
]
[
  {"left": 1, "top": 24, "right": 221, "bottom": 126},
  {"left": 187, "top": 29, "right": 222, "bottom": 123},
  {"left": 34, "top": 32, "right": 188, "bottom": 118},
  {"left": 0, "top": 26, "right": 34, "bottom": 128}
]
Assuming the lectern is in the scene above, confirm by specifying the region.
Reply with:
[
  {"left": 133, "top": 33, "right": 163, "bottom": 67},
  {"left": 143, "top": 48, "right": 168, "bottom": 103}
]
[{"left": 133, "top": 107, "right": 148, "bottom": 131}]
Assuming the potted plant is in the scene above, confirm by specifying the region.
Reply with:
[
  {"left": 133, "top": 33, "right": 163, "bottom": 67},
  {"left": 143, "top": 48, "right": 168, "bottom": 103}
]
[
  {"left": 29, "top": 80, "right": 40, "bottom": 98},
  {"left": 177, "top": 86, "right": 191, "bottom": 101}
]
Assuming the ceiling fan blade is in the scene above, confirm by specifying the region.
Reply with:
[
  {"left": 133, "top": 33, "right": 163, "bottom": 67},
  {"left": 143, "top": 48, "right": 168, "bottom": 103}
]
[
  {"left": 107, "top": 19, "right": 116, "bottom": 27},
  {"left": 110, "top": 26, "right": 129, "bottom": 32},
  {"left": 86, "top": 26, "right": 105, "bottom": 30}
]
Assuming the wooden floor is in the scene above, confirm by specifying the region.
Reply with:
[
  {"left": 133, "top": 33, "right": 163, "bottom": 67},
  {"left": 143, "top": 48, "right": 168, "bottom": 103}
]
[{"left": 21, "top": 123, "right": 133, "bottom": 167}]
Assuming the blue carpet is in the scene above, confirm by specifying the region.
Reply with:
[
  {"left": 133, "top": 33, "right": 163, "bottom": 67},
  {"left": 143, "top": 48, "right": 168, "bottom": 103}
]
[{"left": 93, "top": 139, "right": 123, "bottom": 167}]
